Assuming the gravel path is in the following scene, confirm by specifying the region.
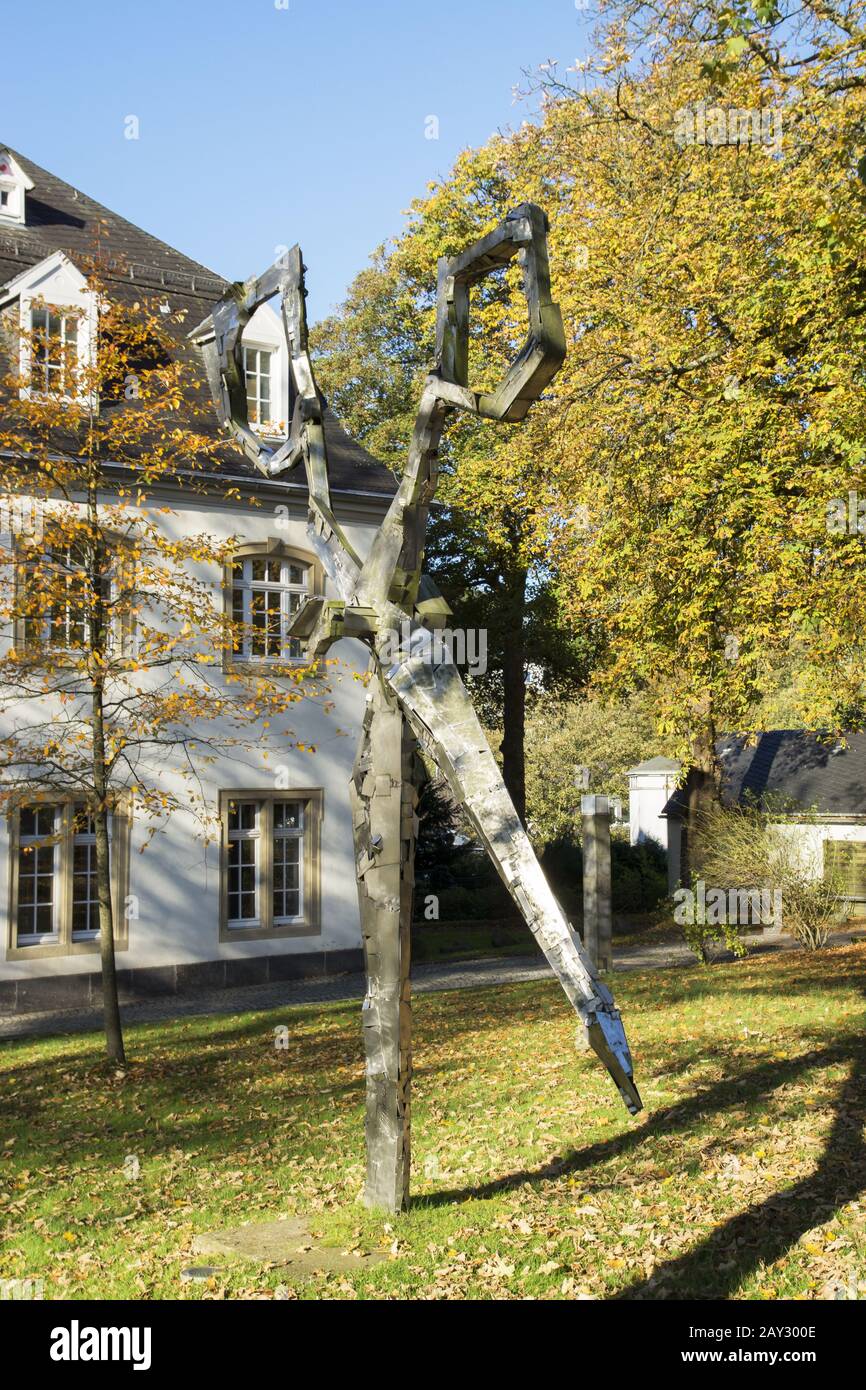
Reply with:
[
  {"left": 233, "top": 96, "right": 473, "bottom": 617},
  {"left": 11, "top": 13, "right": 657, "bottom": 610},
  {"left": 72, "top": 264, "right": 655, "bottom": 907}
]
[{"left": 1, "top": 927, "right": 863, "bottom": 1043}]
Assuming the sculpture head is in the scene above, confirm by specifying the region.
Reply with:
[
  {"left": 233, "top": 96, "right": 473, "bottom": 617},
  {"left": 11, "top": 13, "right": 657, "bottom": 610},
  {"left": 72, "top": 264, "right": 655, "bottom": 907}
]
[
  {"left": 190, "top": 207, "right": 567, "bottom": 645},
  {"left": 191, "top": 203, "right": 565, "bottom": 480},
  {"left": 433, "top": 202, "right": 565, "bottom": 423}
]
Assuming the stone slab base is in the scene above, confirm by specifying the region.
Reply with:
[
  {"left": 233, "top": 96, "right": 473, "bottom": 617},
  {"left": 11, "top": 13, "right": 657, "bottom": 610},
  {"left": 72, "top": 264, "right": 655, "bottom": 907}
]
[{"left": 191, "top": 1218, "right": 387, "bottom": 1277}]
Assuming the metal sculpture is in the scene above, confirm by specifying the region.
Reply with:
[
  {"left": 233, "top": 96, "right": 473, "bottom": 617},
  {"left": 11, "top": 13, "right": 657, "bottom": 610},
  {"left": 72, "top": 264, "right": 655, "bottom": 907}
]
[{"left": 193, "top": 205, "right": 642, "bottom": 1212}]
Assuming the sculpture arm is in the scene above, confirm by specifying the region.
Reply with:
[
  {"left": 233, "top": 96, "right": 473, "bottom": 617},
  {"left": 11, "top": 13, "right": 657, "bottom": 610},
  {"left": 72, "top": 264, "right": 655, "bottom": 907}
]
[{"left": 379, "top": 623, "right": 641, "bottom": 1115}]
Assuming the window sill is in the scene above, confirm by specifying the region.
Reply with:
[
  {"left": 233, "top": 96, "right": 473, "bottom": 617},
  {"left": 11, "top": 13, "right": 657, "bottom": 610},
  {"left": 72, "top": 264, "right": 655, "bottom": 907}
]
[
  {"left": 220, "top": 920, "right": 319, "bottom": 943},
  {"left": 10, "top": 645, "right": 119, "bottom": 664},
  {"left": 224, "top": 657, "right": 310, "bottom": 676},
  {"left": 6, "top": 937, "right": 127, "bottom": 961},
  {"left": 250, "top": 425, "right": 288, "bottom": 442},
  {"left": 19, "top": 388, "right": 96, "bottom": 409}
]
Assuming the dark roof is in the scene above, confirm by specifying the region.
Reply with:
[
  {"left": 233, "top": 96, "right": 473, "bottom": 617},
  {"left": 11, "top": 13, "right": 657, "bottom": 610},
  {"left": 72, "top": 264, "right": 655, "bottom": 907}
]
[
  {"left": 663, "top": 731, "right": 866, "bottom": 818},
  {"left": 0, "top": 146, "right": 225, "bottom": 304},
  {"left": 627, "top": 756, "right": 681, "bottom": 775},
  {"left": 0, "top": 145, "right": 397, "bottom": 501}
]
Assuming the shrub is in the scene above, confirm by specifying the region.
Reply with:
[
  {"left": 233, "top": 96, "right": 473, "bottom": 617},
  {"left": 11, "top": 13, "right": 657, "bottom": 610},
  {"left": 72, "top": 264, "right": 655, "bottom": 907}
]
[
  {"left": 689, "top": 803, "right": 846, "bottom": 954},
  {"left": 611, "top": 837, "right": 668, "bottom": 913},
  {"left": 670, "top": 890, "right": 749, "bottom": 964}
]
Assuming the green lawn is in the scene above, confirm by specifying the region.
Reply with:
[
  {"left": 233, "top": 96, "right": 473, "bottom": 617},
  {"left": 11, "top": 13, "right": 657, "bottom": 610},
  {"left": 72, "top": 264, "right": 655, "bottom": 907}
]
[
  {"left": 411, "top": 918, "right": 530, "bottom": 962},
  {"left": 1, "top": 944, "right": 865, "bottom": 1300}
]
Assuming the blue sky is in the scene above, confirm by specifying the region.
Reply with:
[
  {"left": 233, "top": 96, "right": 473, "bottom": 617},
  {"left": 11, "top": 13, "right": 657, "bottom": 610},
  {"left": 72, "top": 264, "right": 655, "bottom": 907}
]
[{"left": 4, "top": 0, "right": 591, "bottom": 321}]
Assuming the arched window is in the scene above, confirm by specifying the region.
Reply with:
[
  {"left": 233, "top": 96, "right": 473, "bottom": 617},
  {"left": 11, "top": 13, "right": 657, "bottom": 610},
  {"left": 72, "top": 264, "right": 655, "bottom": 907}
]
[{"left": 226, "top": 541, "right": 321, "bottom": 667}]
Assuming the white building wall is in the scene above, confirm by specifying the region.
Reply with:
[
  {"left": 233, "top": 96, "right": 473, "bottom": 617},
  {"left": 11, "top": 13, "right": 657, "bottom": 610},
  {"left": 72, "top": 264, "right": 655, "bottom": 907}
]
[
  {"left": 628, "top": 769, "right": 678, "bottom": 850},
  {"left": 0, "top": 486, "right": 387, "bottom": 984},
  {"left": 665, "top": 815, "right": 866, "bottom": 900},
  {"left": 770, "top": 820, "right": 866, "bottom": 875}
]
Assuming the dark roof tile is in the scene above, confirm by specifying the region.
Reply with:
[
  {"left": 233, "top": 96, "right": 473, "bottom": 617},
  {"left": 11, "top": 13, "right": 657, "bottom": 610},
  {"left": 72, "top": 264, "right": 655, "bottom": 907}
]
[
  {"left": 0, "top": 144, "right": 397, "bottom": 501},
  {"left": 662, "top": 731, "right": 866, "bottom": 818}
]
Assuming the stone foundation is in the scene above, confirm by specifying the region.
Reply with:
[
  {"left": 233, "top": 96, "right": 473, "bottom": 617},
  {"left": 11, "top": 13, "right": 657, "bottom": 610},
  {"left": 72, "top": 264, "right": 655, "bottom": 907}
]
[{"left": 0, "top": 948, "right": 365, "bottom": 1014}]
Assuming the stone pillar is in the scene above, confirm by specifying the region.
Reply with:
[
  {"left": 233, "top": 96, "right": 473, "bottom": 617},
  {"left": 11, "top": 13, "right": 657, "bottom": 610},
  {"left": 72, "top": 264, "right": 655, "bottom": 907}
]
[{"left": 582, "top": 794, "right": 612, "bottom": 971}]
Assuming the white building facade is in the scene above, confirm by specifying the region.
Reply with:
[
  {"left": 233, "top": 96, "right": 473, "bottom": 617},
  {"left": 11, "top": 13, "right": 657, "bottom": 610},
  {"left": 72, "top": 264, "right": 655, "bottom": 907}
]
[{"left": 0, "top": 146, "right": 396, "bottom": 1012}]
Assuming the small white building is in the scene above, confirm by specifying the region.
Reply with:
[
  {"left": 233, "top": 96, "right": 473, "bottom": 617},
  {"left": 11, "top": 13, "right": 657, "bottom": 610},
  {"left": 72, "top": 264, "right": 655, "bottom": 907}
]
[
  {"left": 0, "top": 146, "right": 398, "bottom": 1013},
  {"left": 659, "top": 731, "right": 866, "bottom": 910},
  {"left": 627, "top": 756, "right": 680, "bottom": 854}
]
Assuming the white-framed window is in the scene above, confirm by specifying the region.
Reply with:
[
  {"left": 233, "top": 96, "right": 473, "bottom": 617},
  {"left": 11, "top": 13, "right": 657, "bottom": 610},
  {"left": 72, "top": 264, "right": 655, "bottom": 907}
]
[
  {"left": 20, "top": 544, "right": 90, "bottom": 651},
  {"left": 225, "top": 798, "right": 305, "bottom": 929},
  {"left": 231, "top": 555, "right": 309, "bottom": 662},
  {"left": 0, "top": 253, "right": 96, "bottom": 404},
  {"left": 47, "top": 544, "right": 89, "bottom": 650},
  {"left": 243, "top": 346, "right": 272, "bottom": 426},
  {"left": 226, "top": 799, "right": 260, "bottom": 926},
  {"left": 19, "top": 542, "right": 127, "bottom": 655},
  {"left": 221, "top": 792, "right": 319, "bottom": 938},
  {"left": 273, "top": 800, "right": 304, "bottom": 924},
  {"left": 0, "top": 151, "right": 33, "bottom": 226},
  {"left": 9, "top": 801, "right": 130, "bottom": 957},
  {"left": 30, "top": 305, "right": 80, "bottom": 396},
  {"left": 17, "top": 805, "right": 60, "bottom": 943}
]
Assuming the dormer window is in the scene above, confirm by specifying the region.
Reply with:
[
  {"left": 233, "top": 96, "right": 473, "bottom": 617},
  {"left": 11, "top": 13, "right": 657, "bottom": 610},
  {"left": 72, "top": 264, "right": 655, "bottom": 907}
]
[
  {"left": 1, "top": 252, "right": 97, "bottom": 406},
  {"left": 0, "top": 150, "right": 34, "bottom": 226},
  {"left": 243, "top": 345, "right": 272, "bottom": 426}
]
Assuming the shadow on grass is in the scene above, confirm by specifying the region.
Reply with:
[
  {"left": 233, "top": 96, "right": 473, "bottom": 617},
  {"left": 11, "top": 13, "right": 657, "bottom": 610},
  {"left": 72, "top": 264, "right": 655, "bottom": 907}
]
[
  {"left": 2, "top": 995, "right": 534, "bottom": 1174},
  {"left": 418, "top": 985, "right": 866, "bottom": 1299},
  {"left": 613, "top": 1037, "right": 866, "bottom": 1299},
  {"left": 5, "top": 948, "right": 865, "bottom": 1299}
]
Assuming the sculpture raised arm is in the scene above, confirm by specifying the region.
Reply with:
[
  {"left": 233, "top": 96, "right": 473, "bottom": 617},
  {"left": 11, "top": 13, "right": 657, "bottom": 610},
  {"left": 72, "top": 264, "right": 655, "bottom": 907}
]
[{"left": 193, "top": 206, "right": 641, "bottom": 1211}]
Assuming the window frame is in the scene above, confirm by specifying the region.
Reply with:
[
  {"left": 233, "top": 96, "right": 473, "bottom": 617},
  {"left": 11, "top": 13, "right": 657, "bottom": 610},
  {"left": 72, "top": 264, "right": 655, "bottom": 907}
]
[
  {"left": 242, "top": 343, "right": 274, "bottom": 427},
  {"left": 219, "top": 789, "right": 322, "bottom": 942},
  {"left": 19, "top": 293, "right": 95, "bottom": 407},
  {"left": 222, "top": 540, "right": 322, "bottom": 674},
  {"left": 226, "top": 798, "right": 261, "bottom": 928},
  {"left": 6, "top": 797, "right": 132, "bottom": 960},
  {"left": 29, "top": 304, "right": 81, "bottom": 398},
  {"left": 12, "top": 531, "right": 136, "bottom": 660},
  {"left": 15, "top": 804, "right": 61, "bottom": 946},
  {"left": 70, "top": 807, "right": 102, "bottom": 941},
  {"left": 823, "top": 838, "right": 866, "bottom": 914}
]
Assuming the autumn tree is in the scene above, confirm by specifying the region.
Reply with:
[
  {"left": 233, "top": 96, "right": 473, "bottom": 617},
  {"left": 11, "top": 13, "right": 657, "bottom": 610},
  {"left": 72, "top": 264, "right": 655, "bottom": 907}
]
[
  {"left": 0, "top": 257, "right": 323, "bottom": 1062},
  {"left": 323, "top": 2, "right": 866, "bottom": 851},
  {"left": 512, "top": 12, "right": 866, "bottom": 842}
]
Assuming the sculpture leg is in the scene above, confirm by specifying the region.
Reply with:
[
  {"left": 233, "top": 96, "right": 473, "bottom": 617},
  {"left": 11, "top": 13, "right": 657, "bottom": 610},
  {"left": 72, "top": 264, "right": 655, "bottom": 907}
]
[
  {"left": 382, "top": 630, "right": 641, "bottom": 1116},
  {"left": 350, "top": 674, "right": 418, "bottom": 1212}
]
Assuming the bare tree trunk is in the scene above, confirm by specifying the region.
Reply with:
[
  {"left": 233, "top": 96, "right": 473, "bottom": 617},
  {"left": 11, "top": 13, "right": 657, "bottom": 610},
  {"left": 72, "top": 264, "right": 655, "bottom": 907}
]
[
  {"left": 500, "top": 565, "right": 527, "bottom": 823},
  {"left": 684, "top": 701, "right": 721, "bottom": 889}
]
